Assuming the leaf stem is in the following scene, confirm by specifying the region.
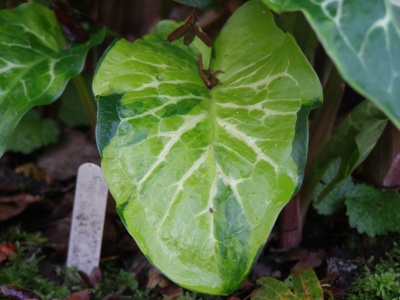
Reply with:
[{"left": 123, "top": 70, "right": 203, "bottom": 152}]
[
  {"left": 72, "top": 75, "right": 96, "bottom": 131},
  {"left": 299, "top": 64, "right": 344, "bottom": 220}
]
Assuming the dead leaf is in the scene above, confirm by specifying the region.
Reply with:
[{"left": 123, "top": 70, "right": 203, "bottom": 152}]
[
  {"left": 62, "top": 290, "right": 91, "bottom": 300},
  {"left": 0, "top": 285, "right": 41, "bottom": 300},
  {"left": 0, "top": 242, "right": 17, "bottom": 263},
  {"left": 76, "top": 267, "right": 102, "bottom": 288},
  {"left": 0, "top": 194, "right": 42, "bottom": 221},
  {"left": 38, "top": 128, "right": 99, "bottom": 181},
  {"left": 288, "top": 248, "right": 326, "bottom": 271},
  {"left": 15, "top": 163, "right": 51, "bottom": 184},
  {"left": 146, "top": 267, "right": 169, "bottom": 290}
]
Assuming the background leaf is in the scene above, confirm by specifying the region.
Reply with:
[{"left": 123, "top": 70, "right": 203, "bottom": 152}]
[
  {"left": 0, "top": 3, "right": 105, "bottom": 157},
  {"left": 312, "top": 101, "right": 387, "bottom": 203},
  {"left": 262, "top": 0, "right": 400, "bottom": 128},
  {"left": 94, "top": 0, "right": 321, "bottom": 295},
  {"left": 58, "top": 76, "right": 94, "bottom": 127},
  {"left": 7, "top": 110, "right": 59, "bottom": 154},
  {"left": 345, "top": 184, "right": 400, "bottom": 237},
  {"left": 312, "top": 160, "right": 354, "bottom": 215}
]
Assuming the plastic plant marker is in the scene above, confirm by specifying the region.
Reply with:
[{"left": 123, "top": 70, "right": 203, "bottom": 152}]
[
  {"left": 67, "top": 163, "right": 108, "bottom": 276},
  {"left": 94, "top": 0, "right": 322, "bottom": 295}
]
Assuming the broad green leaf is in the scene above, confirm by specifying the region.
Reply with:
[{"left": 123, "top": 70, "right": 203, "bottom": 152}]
[
  {"left": 7, "top": 110, "right": 59, "bottom": 154},
  {"left": 313, "top": 101, "right": 387, "bottom": 203},
  {"left": 0, "top": 3, "right": 105, "bottom": 157},
  {"left": 94, "top": 0, "right": 321, "bottom": 295},
  {"left": 262, "top": 0, "right": 400, "bottom": 128},
  {"left": 278, "top": 12, "right": 319, "bottom": 65},
  {"left": 312, "top": 160, "right": 354, "bottom": 215},
  {"left": 346, "top": 184, "right": 400, "bottom": 237}
]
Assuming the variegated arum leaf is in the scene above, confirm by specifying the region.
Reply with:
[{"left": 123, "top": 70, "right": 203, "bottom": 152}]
[
  {"left": 0, "top": 3, "right": 105, "bottom": 157},
  {"left": 262, "top": 0, "right": 400, "bottom": 128},
  {"left": 93, "top": 0, "right": 322, "bottom": 295}
]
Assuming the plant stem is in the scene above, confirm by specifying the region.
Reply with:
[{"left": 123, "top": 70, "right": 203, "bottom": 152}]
[
  {"left": 299, "top": 64, "right": 344, "bottom": 220},
  {"left": 72, "top": 75, "right": 96, "bottom": 131}
]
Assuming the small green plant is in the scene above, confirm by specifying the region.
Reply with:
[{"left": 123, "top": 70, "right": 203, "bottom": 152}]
[
  {"left": 348, "top": 246, "right": 400, "bottom": 300},
  {"left": 0, "top": 226, "right": 69, "bottom": 299}
]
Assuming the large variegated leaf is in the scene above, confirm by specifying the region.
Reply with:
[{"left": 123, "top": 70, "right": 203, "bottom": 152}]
[
  {"left": 0, "top": 3, "right": 105, "bottom": 157},
  {"left": 262, "top": 0, "right": 400, "bottom": 128},
  {"left": 94, "top": 0, "right": 322, "bottom": 295}
]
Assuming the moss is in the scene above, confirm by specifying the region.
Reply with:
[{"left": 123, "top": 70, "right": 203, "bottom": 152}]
[
  {"left": 0, "top": 226, "right": 69, "bottom": 299},
  {"left": 348, "top": 245, "right": 400, "bottom": 300}
]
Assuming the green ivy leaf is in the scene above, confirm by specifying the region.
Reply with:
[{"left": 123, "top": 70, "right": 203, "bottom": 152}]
[
  {"left": 346, "top": 184, "right": 400, "bottom": 237},
  {"left": 0, "top": 3, "right": 105, "bottom": 157},
  {"left": 94, "top": 0, "right": 321, "bottom": 295},
  {"left": 262, "top": 0, "right": 400, "bottom": 128},
  {"left": 313, "top": 101, "right": 387, "bottom": 203},
  {"left": 7, "top": 110, "right": 59, "bottom": 154}
]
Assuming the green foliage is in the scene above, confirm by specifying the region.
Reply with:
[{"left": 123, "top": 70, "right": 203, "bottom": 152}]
[
  {"left": 262, "top": 0, "right": 400, "bottom": 128},
  {"left": 348, "top": 247, "right": 400, "bottom": 300},
  {"left": 58, "top": 76, "right": 94, "bottom": 127},
  {"left": 346, "top": 184, "right": 400, "bottom": 237},
  {"left": 0, "top": 2, "right": 105, "bottom": 157},
  {"left": 92, "top": 267, "right": 148, "bottom": 300},
  {"left": 0, "top": 227, "right": 69, "bottom": 299},
  {"left": 312, "top": 160, "right": 353, "bottom": 215},
  {"left": 312, "top": 101, "right": 387, "bottom": 204},
  {"left": 1, "top": 224, "right": 46, "bottom": 245},
  {"left": 313, "top": 163, "right": 400, "bottom": 237},
  {"left": 252, "top": 268, "right": 323, "bottom": 300},
  {"left": 93, "top": 0, "right": 322, "bottom": 294},
  {"left": 6, "top": 109, "right": 59, "bottom": 154}
]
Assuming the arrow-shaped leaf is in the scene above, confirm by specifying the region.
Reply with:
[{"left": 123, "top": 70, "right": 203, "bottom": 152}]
[
  {"left": 262, "top": 0, "right": 400, "bottom": 128},
  {"left": 94, "top": 0, "right": 322, "bottom": 295},
  {"left": 0, "top": 3, "right": 105, "bottom": 157}
]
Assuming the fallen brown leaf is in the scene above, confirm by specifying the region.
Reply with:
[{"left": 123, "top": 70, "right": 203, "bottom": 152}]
[
  {"left": 147, "top": 267, "right": 169, "bottom": 290},
  {"left": 38, "top": 128, "right": 99, "bottom": 181},
  {"left": 0, "top": 194, "right": 42, "bottom": 221},
  {"left": 0, "top": 284, "right": 41, "bottom": 300},
  {"left": 62, "top": 290, "right": 91, "bottom": 300},
  {"left": 0, "top": 242, "right": 17, "bottom": 263},
  {"left": 288, "top": 248, "right": 326, "bottom": 271}
]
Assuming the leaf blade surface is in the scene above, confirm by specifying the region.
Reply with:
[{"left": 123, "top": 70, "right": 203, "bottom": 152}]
[{"left": 94, "top": 0, "right": 322, "bottom": 294}]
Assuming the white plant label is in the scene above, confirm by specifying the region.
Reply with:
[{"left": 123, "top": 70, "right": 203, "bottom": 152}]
[{"left": 67, "top": 163, "right": 108, "bottom": 275}]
